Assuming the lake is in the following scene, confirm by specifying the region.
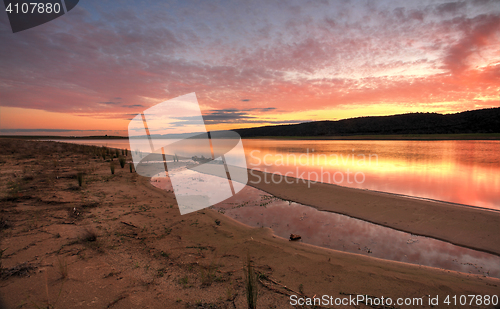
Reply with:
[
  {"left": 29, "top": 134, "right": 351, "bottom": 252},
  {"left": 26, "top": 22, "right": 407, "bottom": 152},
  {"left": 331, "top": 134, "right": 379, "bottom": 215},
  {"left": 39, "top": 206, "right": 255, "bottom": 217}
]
[{"left": 59, "top": 138, "right": 500, "bottom": 210}]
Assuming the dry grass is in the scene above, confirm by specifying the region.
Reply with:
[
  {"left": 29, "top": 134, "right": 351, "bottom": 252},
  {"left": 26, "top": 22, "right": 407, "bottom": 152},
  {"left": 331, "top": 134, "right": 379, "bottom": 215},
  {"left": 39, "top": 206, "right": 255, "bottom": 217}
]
[
  {"left": 245, "top": 253, "right": 258, "bottom": 309},
  {"left": 56, "top": 256, "right": 68, "bottom": 280}
]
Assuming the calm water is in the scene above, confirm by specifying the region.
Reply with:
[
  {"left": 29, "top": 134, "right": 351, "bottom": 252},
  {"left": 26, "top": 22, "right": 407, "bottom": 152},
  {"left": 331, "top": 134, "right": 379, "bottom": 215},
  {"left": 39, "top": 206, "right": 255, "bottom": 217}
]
[
  {"left": 60, "top": 138, "right": 500, "bottom": 210},
  {"left": 244, "top": 139, "right": 500, "bottom": 210}
]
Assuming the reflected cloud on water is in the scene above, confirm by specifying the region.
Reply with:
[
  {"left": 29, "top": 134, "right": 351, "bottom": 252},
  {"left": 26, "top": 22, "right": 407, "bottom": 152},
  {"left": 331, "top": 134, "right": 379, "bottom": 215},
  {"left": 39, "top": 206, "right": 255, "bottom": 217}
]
[{"left": 151, "top": 176, "right": 500, "bottom": 279}]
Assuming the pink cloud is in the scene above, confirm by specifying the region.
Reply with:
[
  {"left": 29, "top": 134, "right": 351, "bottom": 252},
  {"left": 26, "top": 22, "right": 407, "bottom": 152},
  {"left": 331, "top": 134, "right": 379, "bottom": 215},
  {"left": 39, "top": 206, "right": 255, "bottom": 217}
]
[{"left": 443, "top": 14, "right": 500, "bottom": 75}]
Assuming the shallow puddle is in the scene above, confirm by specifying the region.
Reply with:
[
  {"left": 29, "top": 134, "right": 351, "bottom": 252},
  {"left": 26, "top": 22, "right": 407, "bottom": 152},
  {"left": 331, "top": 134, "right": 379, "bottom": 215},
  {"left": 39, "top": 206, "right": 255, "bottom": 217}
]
[{"left": 151, "top": 173, "right": 500, "bottom": 279}]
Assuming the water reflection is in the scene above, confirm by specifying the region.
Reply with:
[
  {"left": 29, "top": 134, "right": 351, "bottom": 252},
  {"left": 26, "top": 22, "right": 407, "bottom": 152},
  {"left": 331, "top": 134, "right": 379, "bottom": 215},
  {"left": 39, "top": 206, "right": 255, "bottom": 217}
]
[
  {"left": 151, "top": 177, "right": 500, "bottom": 279},
  {"left": 59, "top": 139, "right": 500, "bottom": 209},
  {"left": 243, "top": 140, "right": 500, "bottom": 210}
]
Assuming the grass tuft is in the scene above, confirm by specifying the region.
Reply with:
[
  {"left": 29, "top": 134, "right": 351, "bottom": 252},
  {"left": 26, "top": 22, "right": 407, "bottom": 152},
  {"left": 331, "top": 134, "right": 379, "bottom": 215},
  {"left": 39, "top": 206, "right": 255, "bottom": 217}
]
[
  {"left": 226, "top": 284, "right": 234, "bottom": 301},
  {"left": 82, "top": 228, "right": 98, "bottom": 242},
  {"left": 200, "top": 262, "right": 217, "bottom": 286},
  {"left": 179, "top": 276, "right": 189, "bottom": 288},
  {"left": 0, "top": 248, "right": 5, "bottom": 275},
  {"left": 76, "top": 172, "right": 84, "bottom": 187},
  {"left": 6, "top": 181, "right": 22, "bottom": 200},
  {"left": 119, "top": 157, "right": 126, "bottom": 168}
]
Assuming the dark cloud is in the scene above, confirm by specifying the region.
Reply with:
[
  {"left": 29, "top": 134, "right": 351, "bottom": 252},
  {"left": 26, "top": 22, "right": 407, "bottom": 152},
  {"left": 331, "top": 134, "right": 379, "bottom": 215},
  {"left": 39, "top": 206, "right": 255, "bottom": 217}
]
[
  {"left": 435, "top": 2, "right": 467, "bottom": 15},
  {"left": 203, "top": 111, "right": 254, "bottom": 122},
  {"left": 199, "top": 107, "right": 278, "bottom": 124},
  {"left": 252, "top": 107, "right": 276, "bottom": 112},
  {"left": 122, "top": 104, "right": 144, "bottom": 108},
  {"left": 234, "top": 119, "right": 307, "bottom": 125},
  {"left": 162, "top": 107, "right": 285, "bottom": 126}
]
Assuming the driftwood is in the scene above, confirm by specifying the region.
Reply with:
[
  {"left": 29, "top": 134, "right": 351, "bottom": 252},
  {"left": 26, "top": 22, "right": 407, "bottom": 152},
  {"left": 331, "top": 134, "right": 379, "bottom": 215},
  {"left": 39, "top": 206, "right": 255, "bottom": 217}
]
[{"left": 120, "top": 221, "right": 138, "bottom": 228}]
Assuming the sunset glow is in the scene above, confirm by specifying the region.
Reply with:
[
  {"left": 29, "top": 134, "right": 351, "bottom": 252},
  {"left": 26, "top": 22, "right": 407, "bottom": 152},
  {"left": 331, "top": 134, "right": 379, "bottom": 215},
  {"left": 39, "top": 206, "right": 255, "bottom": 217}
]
[{"left": 1, "top": 0, "right": 499, "bottom": 135}]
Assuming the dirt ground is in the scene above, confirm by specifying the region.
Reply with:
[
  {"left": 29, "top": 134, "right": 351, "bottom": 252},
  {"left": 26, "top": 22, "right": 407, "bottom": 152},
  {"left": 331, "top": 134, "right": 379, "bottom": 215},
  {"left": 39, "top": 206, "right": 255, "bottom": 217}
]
[{"left": 0, "top": 139, "right": 498, "bottom": 309}]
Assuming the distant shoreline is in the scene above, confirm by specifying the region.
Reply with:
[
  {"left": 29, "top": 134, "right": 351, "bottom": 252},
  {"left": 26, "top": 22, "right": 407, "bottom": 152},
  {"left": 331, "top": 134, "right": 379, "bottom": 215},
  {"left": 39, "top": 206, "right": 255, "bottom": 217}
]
[
  {"left": 1, "top": 133, "right": 500, "bottom": 140},
  {"left": 241, "top": 133, "right": 500, "bottom": 140},
  {"left": 0, "top": 135, "right": 128, "bottom": 140}
]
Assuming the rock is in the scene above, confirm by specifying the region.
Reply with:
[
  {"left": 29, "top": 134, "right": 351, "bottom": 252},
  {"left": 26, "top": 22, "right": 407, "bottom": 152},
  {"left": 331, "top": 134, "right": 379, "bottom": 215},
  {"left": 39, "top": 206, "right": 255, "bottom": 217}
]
[{"left": 289, "top": 233, "right": 301, "bottom": 241}]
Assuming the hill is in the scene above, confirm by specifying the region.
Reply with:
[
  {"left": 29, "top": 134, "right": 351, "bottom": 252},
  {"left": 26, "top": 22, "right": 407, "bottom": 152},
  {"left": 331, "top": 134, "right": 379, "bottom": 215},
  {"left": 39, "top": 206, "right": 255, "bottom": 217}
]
[{"left": 233, "top": 107, "right": 500, "bottom": 138}]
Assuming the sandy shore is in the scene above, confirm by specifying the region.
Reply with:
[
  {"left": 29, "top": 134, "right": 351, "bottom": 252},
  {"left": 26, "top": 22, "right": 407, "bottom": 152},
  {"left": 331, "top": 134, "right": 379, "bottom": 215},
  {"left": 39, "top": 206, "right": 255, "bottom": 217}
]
[
  {"left": 245, "top": 170, "right": 500, "bottom": 256},
  {"left": 0, "top": 139, "right": 498, "bottom": 308}
]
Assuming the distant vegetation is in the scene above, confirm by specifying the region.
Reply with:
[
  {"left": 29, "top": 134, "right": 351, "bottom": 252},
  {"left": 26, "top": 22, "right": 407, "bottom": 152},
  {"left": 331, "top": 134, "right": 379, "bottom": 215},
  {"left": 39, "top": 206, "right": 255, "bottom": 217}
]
[
  {"left": 2, "top": 107, "right": 499, "bottom": 140},
  {"left": 234, "top": 107, "right": 500, "bottom": 138}
]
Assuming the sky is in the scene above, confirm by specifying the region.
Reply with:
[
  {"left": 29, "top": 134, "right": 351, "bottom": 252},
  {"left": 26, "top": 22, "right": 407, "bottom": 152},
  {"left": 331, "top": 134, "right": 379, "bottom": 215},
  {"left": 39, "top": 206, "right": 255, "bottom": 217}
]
[{"left": 0, "top": 0, "right": 499, "bottom": 136}]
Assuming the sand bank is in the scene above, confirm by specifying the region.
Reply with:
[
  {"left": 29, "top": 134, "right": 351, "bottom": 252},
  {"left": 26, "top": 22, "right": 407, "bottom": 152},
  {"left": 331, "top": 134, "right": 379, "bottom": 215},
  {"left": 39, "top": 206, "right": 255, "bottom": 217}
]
[{"left": 246, "top": 169, "right": 500, "bottom": 256}]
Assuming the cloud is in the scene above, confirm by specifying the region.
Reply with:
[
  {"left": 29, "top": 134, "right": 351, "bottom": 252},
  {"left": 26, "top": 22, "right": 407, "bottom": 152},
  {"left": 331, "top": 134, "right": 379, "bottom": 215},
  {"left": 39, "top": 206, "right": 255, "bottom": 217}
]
[
  {"left": 122, "top": 104, "right": 144, "bottom": 108},
  {"left": 435, "top": 2, "right": 467, "bottom": 16},
  {"left": 203, "top": 110, "right": 254, "bottom": 122},
  {"left": 443, "top": 14, "right": 500, "bottom": 75},
  {"left": 198, "top": 107, "right": 279, "bottom": 124},
  {"left": 0, "top": 128, "right": 112, "bottom": 133},
  {"left": 0, "top": 129, "right": 80, "bottom": 133},
  {"left": 0, "top": 0, "right": 499, "bottom": 131},
  {"left": 164, "top": 107, "right": 284, "bottom": 126}
]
